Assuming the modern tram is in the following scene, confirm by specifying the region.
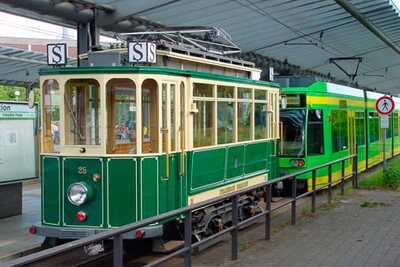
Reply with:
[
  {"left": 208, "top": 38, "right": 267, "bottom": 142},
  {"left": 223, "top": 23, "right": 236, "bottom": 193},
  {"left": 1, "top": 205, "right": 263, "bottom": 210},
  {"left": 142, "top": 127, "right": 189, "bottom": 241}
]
[{"left": 278, "top": 78, "right": 400, "bottom": 192}]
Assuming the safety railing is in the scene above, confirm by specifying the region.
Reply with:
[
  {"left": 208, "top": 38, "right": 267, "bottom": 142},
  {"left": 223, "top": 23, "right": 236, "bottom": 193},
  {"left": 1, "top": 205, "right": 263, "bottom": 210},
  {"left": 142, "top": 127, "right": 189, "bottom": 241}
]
[{"left": 4, "top": 154, "right": 358, "bottom": 267}]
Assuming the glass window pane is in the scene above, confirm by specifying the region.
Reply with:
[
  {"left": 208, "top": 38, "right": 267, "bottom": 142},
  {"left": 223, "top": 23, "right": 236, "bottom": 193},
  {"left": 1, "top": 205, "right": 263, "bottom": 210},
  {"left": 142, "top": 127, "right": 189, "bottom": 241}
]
[
  {"left": 193, "top": 100, "right": 214, "bottom": 147},
  {"left": 43, "top": 80, "right": 60, "bottom": 153},
  {"left": 193, "top": 83, "right": 213, "bottom": 97},
  {"left": 280, "top": 109, "right": 306, "bottom": 157},
  {"left": 369, "top": 112, "right": 379, "bottom": 143},
  {"left": 217, "top": 85, "right": 234, "bottom": 98},
  {"left": 142, "top": 79, "right": 158, "bottom": 153},
  {"left": 65, "top": 79, "right": 100, "bottom": 145},
  {"left": 355, "top": 111, "right": 365, "bottom": 145},
  {"left": 238, "top": 102, "right": 252, "bottom": 141},
  {"left": 332, "top": 110, "right": 348, "bottom": 152},
  {"left": 107, "top": 79, "right": 136, "bottom": 154},
  {"left": 255, "top": 90, "right": 267, "bottom": 100},
  {"left": 254, "top": 103, "right": 267, "bottom": 139},
  {"left": 307, "top": 109, "right": 324, "bottom": 155},
  {"left": 217, "top": 101, "right": 233, "bottom": 144},
  {"left": 171, "top": 84, "right": 176, "bottom": 151},
  {"left": 238, "top": 88, "right": 252, "bottom": 99},
  {"left": 142, "top": 89, "right": 151, "bottom": 142}
]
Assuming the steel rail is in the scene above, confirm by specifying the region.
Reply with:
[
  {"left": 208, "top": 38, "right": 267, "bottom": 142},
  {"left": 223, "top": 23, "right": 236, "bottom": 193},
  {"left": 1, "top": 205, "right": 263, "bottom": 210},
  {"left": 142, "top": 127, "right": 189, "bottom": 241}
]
[{"left": 3, "top": 154, "right": 357, "bottom": 267}]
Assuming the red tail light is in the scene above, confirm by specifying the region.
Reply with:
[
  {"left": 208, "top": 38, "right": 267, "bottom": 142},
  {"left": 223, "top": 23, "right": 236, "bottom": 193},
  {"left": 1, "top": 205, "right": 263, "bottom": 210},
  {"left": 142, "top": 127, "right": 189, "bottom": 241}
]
[
  {"left": 29, "top": 226, "right": 37, "bottom": 235},
  {"left": 76, "top": 211, "right": 87, "bottom": 222},
  {"left": 135, "top": 230, "right": 146, "bottom": 239}
]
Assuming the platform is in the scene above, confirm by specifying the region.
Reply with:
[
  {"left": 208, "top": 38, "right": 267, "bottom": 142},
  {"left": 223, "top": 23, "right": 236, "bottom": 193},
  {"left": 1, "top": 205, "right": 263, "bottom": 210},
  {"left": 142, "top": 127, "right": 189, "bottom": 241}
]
[
  {"left": 0, "top": 180, "right": 43, "bottom": 261},
  {"left": 193, "top": 189, "right": 400, "bottom": 267}
]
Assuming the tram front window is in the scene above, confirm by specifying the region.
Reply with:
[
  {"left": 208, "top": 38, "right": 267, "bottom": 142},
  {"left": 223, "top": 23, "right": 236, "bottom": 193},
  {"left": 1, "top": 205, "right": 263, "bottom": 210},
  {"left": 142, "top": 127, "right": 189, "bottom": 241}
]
[
  {"left": 107, "top": 79, "right": 136, "bottom": 154},
  {"left": 65, "top": 79, "right": 100, "bottom": 146},
  {"left": 280, "top": 109, "right": 305, "bottom": 157}
]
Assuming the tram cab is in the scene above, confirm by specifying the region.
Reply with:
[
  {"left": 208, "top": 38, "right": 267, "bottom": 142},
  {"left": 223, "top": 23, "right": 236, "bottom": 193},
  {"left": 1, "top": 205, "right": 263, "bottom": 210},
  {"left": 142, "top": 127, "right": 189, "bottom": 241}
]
[{"left": 35, "top": 42, "right": 280, "bottom": 244}]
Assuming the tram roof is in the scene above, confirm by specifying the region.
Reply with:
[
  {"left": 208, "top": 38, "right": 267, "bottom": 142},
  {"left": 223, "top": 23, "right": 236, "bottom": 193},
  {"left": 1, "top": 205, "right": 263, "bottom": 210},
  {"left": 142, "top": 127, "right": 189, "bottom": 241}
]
[
  {"left": 3, "top": 0, "right": 400, "bottom": 93},
  {"left": 39, "top": 66, "right": 280, "bottom": 88}
]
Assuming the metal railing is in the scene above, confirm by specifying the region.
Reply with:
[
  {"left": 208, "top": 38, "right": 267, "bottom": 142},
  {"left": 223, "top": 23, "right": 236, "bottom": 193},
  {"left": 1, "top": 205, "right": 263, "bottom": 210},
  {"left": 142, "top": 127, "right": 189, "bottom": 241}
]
[{"left": 4, "top": 155, "right": 358, "bottom": 267}]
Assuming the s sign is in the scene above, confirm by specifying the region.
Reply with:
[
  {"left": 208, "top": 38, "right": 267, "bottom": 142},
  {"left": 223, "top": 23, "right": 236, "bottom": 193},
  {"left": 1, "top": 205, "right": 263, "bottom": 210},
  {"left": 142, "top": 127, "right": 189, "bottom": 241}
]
[
  {"left": 128, "top": 42, "right": 157, "bottom": 64},
  {"left": 47, "top": 43, "right": 67, "bottom": 65}
]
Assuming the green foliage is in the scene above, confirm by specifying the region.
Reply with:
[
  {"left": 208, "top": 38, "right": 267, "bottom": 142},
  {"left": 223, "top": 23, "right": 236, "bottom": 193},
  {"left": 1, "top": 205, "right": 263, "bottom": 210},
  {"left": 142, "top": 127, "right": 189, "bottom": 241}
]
[
  {"left": 359, "top": 157, "right": 400, "bottom": 190},
  {"left": 0, "top": 85, "right": 26, "bottom": 101},
  {"left": 382, "top": 166, "right": 400, "bottom": 189},
  {"left": 0, "top": 85, "right": 40, "bottom": 102},
  {"left": 360, "top": 201, "right": 387, "bottom": 208}
]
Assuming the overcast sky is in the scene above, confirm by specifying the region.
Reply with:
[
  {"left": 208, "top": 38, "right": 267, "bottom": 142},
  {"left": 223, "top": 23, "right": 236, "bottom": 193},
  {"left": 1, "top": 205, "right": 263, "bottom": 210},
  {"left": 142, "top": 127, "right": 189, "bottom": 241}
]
[{"left": 0, "top": 0, "right": 399, "bottom": 40}]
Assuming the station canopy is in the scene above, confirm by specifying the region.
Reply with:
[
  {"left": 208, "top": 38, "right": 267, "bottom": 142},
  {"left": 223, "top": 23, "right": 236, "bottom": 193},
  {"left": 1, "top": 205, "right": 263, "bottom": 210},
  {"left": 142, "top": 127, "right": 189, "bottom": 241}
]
[{"left": 2, "top": 0, "right": 400, "bottom": 94}]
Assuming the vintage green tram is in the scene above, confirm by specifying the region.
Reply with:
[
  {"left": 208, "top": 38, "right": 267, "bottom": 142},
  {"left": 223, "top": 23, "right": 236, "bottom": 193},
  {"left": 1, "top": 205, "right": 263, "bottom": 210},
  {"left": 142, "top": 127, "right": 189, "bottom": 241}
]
[
  {"left": 278, "top": 78, "right": 400, "bottom": 192},
  {"left": 34, "top": 47, "right": 280, "bottom": 246}
]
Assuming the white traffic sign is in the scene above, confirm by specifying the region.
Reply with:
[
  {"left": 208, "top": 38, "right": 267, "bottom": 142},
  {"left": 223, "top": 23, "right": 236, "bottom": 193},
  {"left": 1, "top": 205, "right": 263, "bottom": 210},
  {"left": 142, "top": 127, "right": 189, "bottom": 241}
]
[
  {"left": 128, "top": 42, "right": 156, "bottom": 64},
  {"left": 381, "top": 115, "right": 389, "bottom": 129},
  {"left": 47, "top": 43, "right": 67, "bottom": 65},
  {"left": 376, "top": 95, "right": 395, "bottom": 115}
]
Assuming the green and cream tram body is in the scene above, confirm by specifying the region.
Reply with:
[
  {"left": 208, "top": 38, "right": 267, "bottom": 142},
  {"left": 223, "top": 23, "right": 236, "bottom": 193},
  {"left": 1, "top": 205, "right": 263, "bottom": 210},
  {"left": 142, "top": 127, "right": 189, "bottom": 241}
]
[
  {"left": 279, "top": 79, "right": 400, "bottom": 192},
  {"left": 36, "top": 49, "right": 280, "bottom": 243}
]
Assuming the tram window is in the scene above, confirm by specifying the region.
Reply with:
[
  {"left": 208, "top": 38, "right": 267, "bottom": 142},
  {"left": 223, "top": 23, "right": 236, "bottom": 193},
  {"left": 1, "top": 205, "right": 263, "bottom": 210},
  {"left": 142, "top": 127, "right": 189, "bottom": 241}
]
[
  {"left": 394, "top": 113, "right": 399, "bottom": 137},
  {"left": 280, "top": 109, "right": 306, "bottom": 157},
  {"left": 193, "top": 100, "right": 214, "bottom": 147},
  {"left": 106, "top": 79, "right": 136, "bottom": 154},
  {"left": 162, "top": 83, "right": 168, "bottom": 153},
  {"left": 307, "top": 109, "right": 324, "bottom": 155},
  {"left": 65, "top": 79, "right": 100, "bottom": 146},
  {"left": 331, "top": 110, "right": 348, "bottom": 152},
  {"left": 355, "top": 112, "right": 365, "bottom": 145},
  {"left": 255, "top": 103, "right": 267, "bottom": 139},
  {"left": 217, "top": 85, "right": 234, "bottom": 98},
  {"left": 193, "top": 83, "right": 213, "bottom": 97},
  {"left": 238, "top": 88, "right": 252, "bottom": 99},
  {"left": 238, "top": 102, "right": 252, "bottom": 141},
  {"left": 369, "top": 112, "right": 379, "bottom": 143},
  {"left": 255, "top": 90, "right": 267, "bottom": 100},
  {"left": 43, "top": 79, "right": 60, "bottom": 153},
  {"left": 142, "top": 79, "right": 158, "bottom": 153},
  {"left": 171, "top": 84, "right": 176, "bottom": 151},
  {"left": 217, "top": 101, "right": 234, "bottom": 144}
]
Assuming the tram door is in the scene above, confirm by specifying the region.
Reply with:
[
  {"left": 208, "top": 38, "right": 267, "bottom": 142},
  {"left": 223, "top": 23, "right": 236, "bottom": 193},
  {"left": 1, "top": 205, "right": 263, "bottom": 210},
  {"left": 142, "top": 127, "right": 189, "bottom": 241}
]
[{"left": 160, "top": 82, "right": 183, "bottom": 212}]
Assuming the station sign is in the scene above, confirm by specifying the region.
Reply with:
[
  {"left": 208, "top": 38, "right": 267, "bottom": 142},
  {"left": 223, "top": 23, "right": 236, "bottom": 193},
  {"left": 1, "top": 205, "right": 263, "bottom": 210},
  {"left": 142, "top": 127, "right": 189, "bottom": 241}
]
[
  {"left": 128, "top": 42, "right": 156, "bottom": 64},
  {"left": 0, "top": 103, "right": 36, "bottom": 119},
  {"left": 47, "top": 43, "right": 67, "bottom": 66},
  {"left": 376, "top": 95, "right": 395, "bottom": 115}
]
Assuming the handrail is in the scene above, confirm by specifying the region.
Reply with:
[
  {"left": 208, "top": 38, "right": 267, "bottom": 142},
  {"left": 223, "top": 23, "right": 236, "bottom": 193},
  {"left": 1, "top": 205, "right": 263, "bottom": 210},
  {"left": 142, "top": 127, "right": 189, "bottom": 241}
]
[{"left": 4, "top": 154, "right": 358, "bottom": 267}]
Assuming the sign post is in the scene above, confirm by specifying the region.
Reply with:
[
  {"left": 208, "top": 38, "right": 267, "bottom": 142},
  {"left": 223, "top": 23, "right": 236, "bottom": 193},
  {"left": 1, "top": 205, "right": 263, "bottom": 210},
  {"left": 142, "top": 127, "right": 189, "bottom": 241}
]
[{"left": 376, "top": 96, "right": 395, "bottom": 167}]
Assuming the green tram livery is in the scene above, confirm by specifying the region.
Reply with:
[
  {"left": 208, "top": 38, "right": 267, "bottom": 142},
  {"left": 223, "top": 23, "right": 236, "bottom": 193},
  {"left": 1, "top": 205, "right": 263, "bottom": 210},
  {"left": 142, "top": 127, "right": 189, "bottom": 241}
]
[
  {"left": 34, "top": 48, "right": 280, "bottom": 246},
  {"left": 279, "top": 78, "right": 400, "bottom": 192}
]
